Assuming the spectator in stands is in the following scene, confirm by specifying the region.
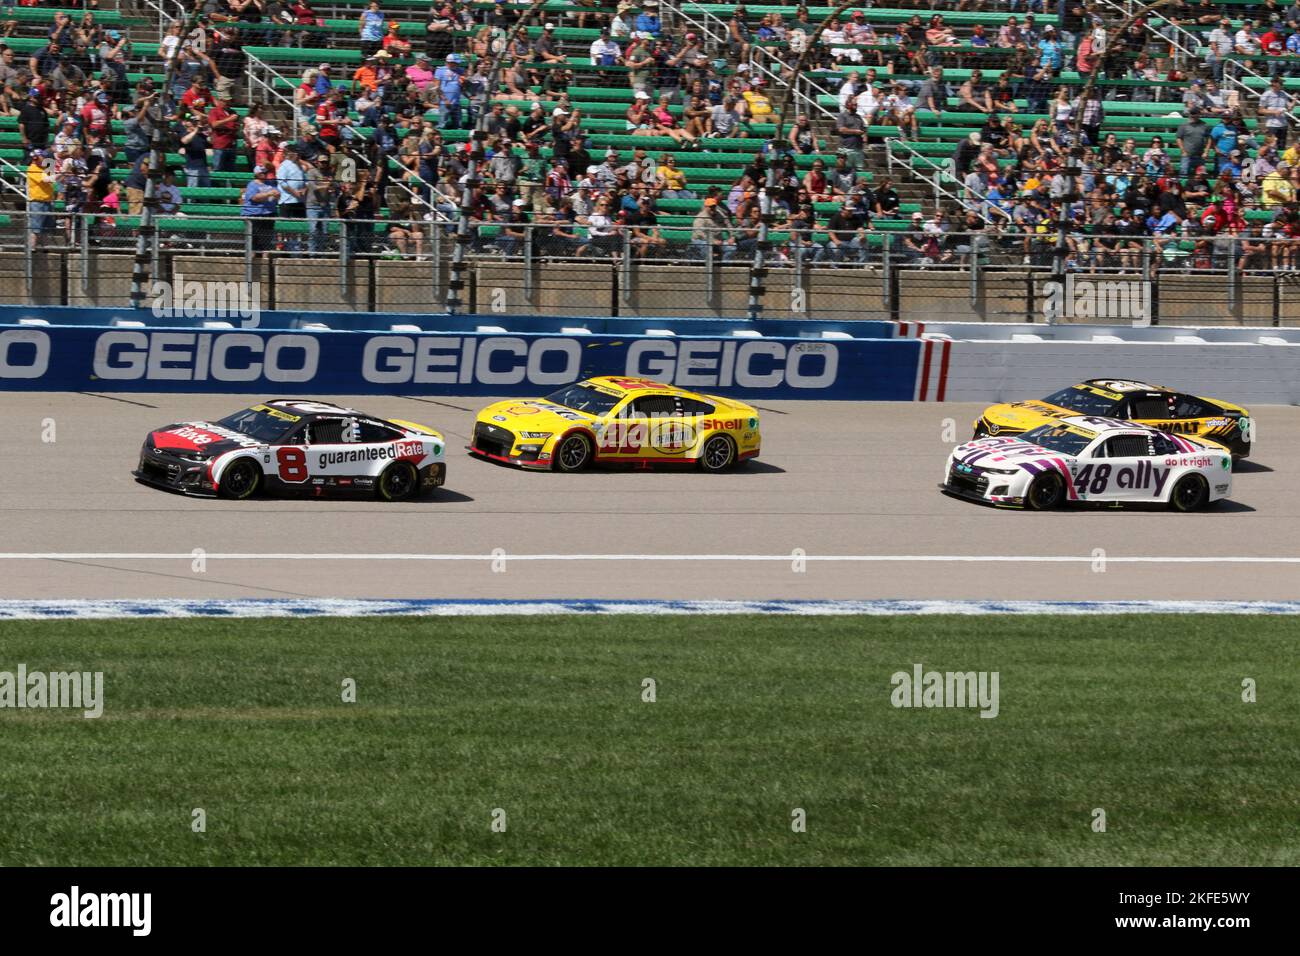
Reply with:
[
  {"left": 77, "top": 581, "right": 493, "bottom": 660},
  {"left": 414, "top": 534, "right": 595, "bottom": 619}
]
[
  {"left": 123, "top": 153, "right": 148, "bottom": 216},
  {"left": 25, "top": 147, "right": 56, "bottom": 250},
  {"left": 158, "top": 169, "right": 182, "bottom": 217},
  {"left": 818, "top": 200, "right": 869, "bottom": 265},
  {"left": 434, "top": 54, "right": 464, "bottom": 130},
  {"left": 651, "top": 93, "right": 696, "bottom": 145},
  {"left": 123, "top": 93, "right": 160, "bottom": 164},
  {"left": 535, "top": 23, "right": 568, "bottom": 65},
  {"left": 958, "top": 70, "right": 994, "bottom": 114},
  {"left": 382, "top": 21, "right": 411, "bottom": 59},
  {"left": 689, "top": 195, "right": 731, "bottom": 260},
  {"left": 207, "top": 92, "right": 239, "bottom": 173},
  {"left": 577, "top": 195, "right": 620, "bottom": 259},
  {"left": 610, "top": 2, "right": 636, "bottom": 40},
  {"left": 787, "top": 114, "right": 819, "bottom": 155},
  {"left": 358, "top": 1, "right": 386, "bottom": 59},
  {"left": 657, "top": 154, "right": 692, "bottom": 199},
  {"left": 627, "top": 194, "right": 667, "bottom": 258},
  {"left": 634, "top": 0, "right": 662, "bottom": 38},
  {"left": 802, "top": 158, "right": 830, "bottom": 203},
  {"left": 835, "top": 96, "right": 866, "bottom": 171},
  {"left": 727, "top": 5, "right": 752, "bottom": 61},
  {"left": 242, "top": 164, "right": 279, "bottom": 250},
  {"left": 1038, "top": 26, "right": 1063, "bottom": 74},
  {"left": 179, "top": 116, "right": 212, "bottom": 188},
  {"left": 276, "top": 144, "right": 307, "bottom": 249},
  {"left": 683, "top": 93, "right": 712, "bottom": 139},
  {"left": 340, "top": 178, "right": 379, "bottom": 254},
  {"left": 1204, "top": 17, "right": 1234, "bottom": 81},
  {"left": 425, "top": 4, "right": 456, "bottom": 63},
  {"left": 711, "top": 96, "right": 743, "bottom": 139},
  {"left": 1259, "top": 76, "right": 1293, "bottom": 149},
  {"left": 18, "top": 90, "right": 51, "bottom": 160},
  {"left": 179, "top": 76, "right": 213, "bottom": 124}
]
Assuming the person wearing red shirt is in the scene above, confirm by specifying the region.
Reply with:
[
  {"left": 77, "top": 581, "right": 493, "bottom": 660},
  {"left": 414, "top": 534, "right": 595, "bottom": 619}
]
[
  {"left": 79, "top": 91, "right": 113, "bottom": 139},
  {"left": 179, "top": 78, "right": 212, "bottom": 122},
  {"left": 206, "top": 93, "right": 239, "bottom": 172},
  {"left": 315, "top": 90, "right": 351, "bottom": 146},
  {"left": 255, "top": 125, "right": 284, "bottom": 171},
  {"left": 381, "top": 21, "right": 411, "bottom": 58}
]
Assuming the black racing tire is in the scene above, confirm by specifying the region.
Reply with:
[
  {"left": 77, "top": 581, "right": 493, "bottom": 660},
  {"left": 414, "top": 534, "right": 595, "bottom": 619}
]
[
  {"left": 698, "top": 434, "right": 737, "bottom": 472},
  {"left": 377, "top": 461, "right": 419, "bottom": 501},
  {"left": 1025, "top": 472, "right": 1065, "bottom": 511},
  {"left": 1168, "top": 473, "right": 1209, "bottom": 512},
  {"left": 553, "top": 433, "right": 593, "bottom": 473},
  {"left": 218, "top": 457, "right": 261, "bottom": 500}
]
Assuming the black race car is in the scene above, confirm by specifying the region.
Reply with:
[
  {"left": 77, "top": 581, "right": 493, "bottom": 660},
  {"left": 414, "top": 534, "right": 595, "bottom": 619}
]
[
  {"left": 973, "top": 379, "right": 1254, "bottom": 459},
  {"left": 134, "top": 400, "right": 447, "bottom": 500}
]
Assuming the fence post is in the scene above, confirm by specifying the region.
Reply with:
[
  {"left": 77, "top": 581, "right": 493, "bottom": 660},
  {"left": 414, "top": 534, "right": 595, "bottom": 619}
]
[
  {"left": 705, "top": 231, "right": 715, "bottom": 304},
  {"left": 339, "top": 221, "right": 350, "bottom": 298},
  {"left": 793, "top": 239, "right": 806, "bottom": 316},
  {"left": 878, "top": 236, "right": 889, "bottom": 314},
  {"left": 24, "top": 211, "right": 33, "bottom": 303},
  {"left": 621, "top": 229, "right": 633, "bottom": 309},
  {"left": 80, "top": 213, "right": 90, "bottom": 297},
  {"left": 1226, "top": 239, "right": 1238, "bottom": 310},
  {"left": 969, "top": 235, "right": 980, "bottom": 310},
  {"left": 430, "top": 220, "right": 441, "bottom": 306},
  {"left": 244, "top": 219, "right": 254, "bottom": 286},
  {"left": 522, "top": 222, "right": 534, "bottom": 303}
]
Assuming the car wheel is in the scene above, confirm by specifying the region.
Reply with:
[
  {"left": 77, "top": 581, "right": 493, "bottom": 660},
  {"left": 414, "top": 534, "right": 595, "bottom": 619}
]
[
  {"left": 218, "top": 458, "right": 261, "bottom": 500},
  {"left": 377, "top": 461, "right": 418, "bottom": 501},
  {"left": 699, "top": 434, "right": 736, "bottom": 472},
  {"left": 554, "top": 433, "right": 592, "bottom": 473},
  {"left": 1026, "top": 472, "right": 1065, "bottom": 511},
  {"left": 1168, "top": 474, "right": 1209, "bottom": 512}
]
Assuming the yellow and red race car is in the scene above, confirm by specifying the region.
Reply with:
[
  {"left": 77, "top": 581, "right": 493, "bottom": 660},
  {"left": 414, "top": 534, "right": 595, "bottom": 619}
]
[
  {"left": 974, "top": 379, "right": 1253, "bottom": 458},
  {"left": 470, "top": 376, "right": 761, "bottom": 472}
]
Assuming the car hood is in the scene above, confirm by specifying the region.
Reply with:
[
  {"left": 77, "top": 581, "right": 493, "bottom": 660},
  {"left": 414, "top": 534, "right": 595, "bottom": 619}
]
[
  {"left": 147, "top": 421, "right": 266, "bottom": 457},
  {"left": 979, "top": 401, "right": 1068, "bottom": 432},
  {"left": 477, "top": 400, "right": 599, "bottom": 432},
  {"left": 951, "top": 437, "right": 1072, "bottom": 469}
]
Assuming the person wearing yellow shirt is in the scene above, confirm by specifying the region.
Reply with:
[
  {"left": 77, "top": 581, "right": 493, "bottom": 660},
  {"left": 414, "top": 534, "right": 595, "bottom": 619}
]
[
  {"left": 1261, "top": 162, "right": 1295, "bottom": 206},
  {"left": 27, "top": 149, "right": 55, "bottom": 248},
  {"left": 1283, "top": 143, "right": 1300, "bottom": 167},
  {"left": 657, "top": 154, "right": 692, "bottom": 198},
  {"left": 742, "top": 78, "right": 773, "bottom": 119}
]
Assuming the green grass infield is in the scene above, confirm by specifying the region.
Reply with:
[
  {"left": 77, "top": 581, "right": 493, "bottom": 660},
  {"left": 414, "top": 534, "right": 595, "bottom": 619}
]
[{"left": 0, "top": 614, "right": 1295, "bottom": 866}]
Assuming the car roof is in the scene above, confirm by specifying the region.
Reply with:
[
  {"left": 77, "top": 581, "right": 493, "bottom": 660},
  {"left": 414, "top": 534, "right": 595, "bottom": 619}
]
[
  {"left": 584, "top": 375, "right": 693, "bottom": 397},
  {"left": 1055, "top": 415, "right": 1154, "bottom": 435},
  {"left": 1078, "top": 378, "right": 1166, "bottom": 393},
  {"left": 264, "top": 400, "right": 360, "bottom": 416}
]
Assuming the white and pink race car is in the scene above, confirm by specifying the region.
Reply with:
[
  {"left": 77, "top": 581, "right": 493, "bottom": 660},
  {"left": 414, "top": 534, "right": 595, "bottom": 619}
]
[
  {"left": 942, "top": 416, "right": 1233, "bottom": 511},
  {"left": 135, "top": 400, "right": 446, "bottom": 501}
]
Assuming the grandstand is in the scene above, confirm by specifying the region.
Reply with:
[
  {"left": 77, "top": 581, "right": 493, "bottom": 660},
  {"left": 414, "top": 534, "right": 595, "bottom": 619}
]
[{"left": 0, "top": 0, "right": 1298, "bottom": 322}]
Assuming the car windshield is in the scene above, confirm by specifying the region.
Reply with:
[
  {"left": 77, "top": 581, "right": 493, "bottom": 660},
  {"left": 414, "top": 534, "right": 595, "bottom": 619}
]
[
  {"left": 216, "top": 405, "right": 302, "bottom": 443},
  {"left": 1042, "top": 386, "right": 1121, "bottom": 416},
  {"left": 1022, "top": 424, "right": 1095, "bottom": 457},
  {"left": 543, "top": 383, "right": 622, "bottom": 415}
]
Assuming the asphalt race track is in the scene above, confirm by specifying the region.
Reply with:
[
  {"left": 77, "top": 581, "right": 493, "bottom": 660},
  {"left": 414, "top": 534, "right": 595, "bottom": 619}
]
[{"left": 1, "top": 392, "right": 1297, "bottom": 601}]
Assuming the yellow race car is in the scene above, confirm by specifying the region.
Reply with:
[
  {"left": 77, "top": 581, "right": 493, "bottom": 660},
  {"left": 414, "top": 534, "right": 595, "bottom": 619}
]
[
  {"left": 974, "top": 379, "right": 1253, "bottom": 458},
  {"left": 471, "top": 376, "right": 761, "bottom": 472}
]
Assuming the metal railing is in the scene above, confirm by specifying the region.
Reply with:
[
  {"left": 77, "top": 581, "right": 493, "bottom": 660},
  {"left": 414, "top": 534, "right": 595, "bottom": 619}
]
[{"left": 1, "top": 210, "right": 1296, "bottom": 324}]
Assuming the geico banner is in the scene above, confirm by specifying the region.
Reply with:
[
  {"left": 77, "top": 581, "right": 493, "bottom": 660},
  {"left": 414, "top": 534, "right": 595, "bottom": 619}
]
[{"left": 0, "top": 326, "right": 921, "bottom": 399}]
